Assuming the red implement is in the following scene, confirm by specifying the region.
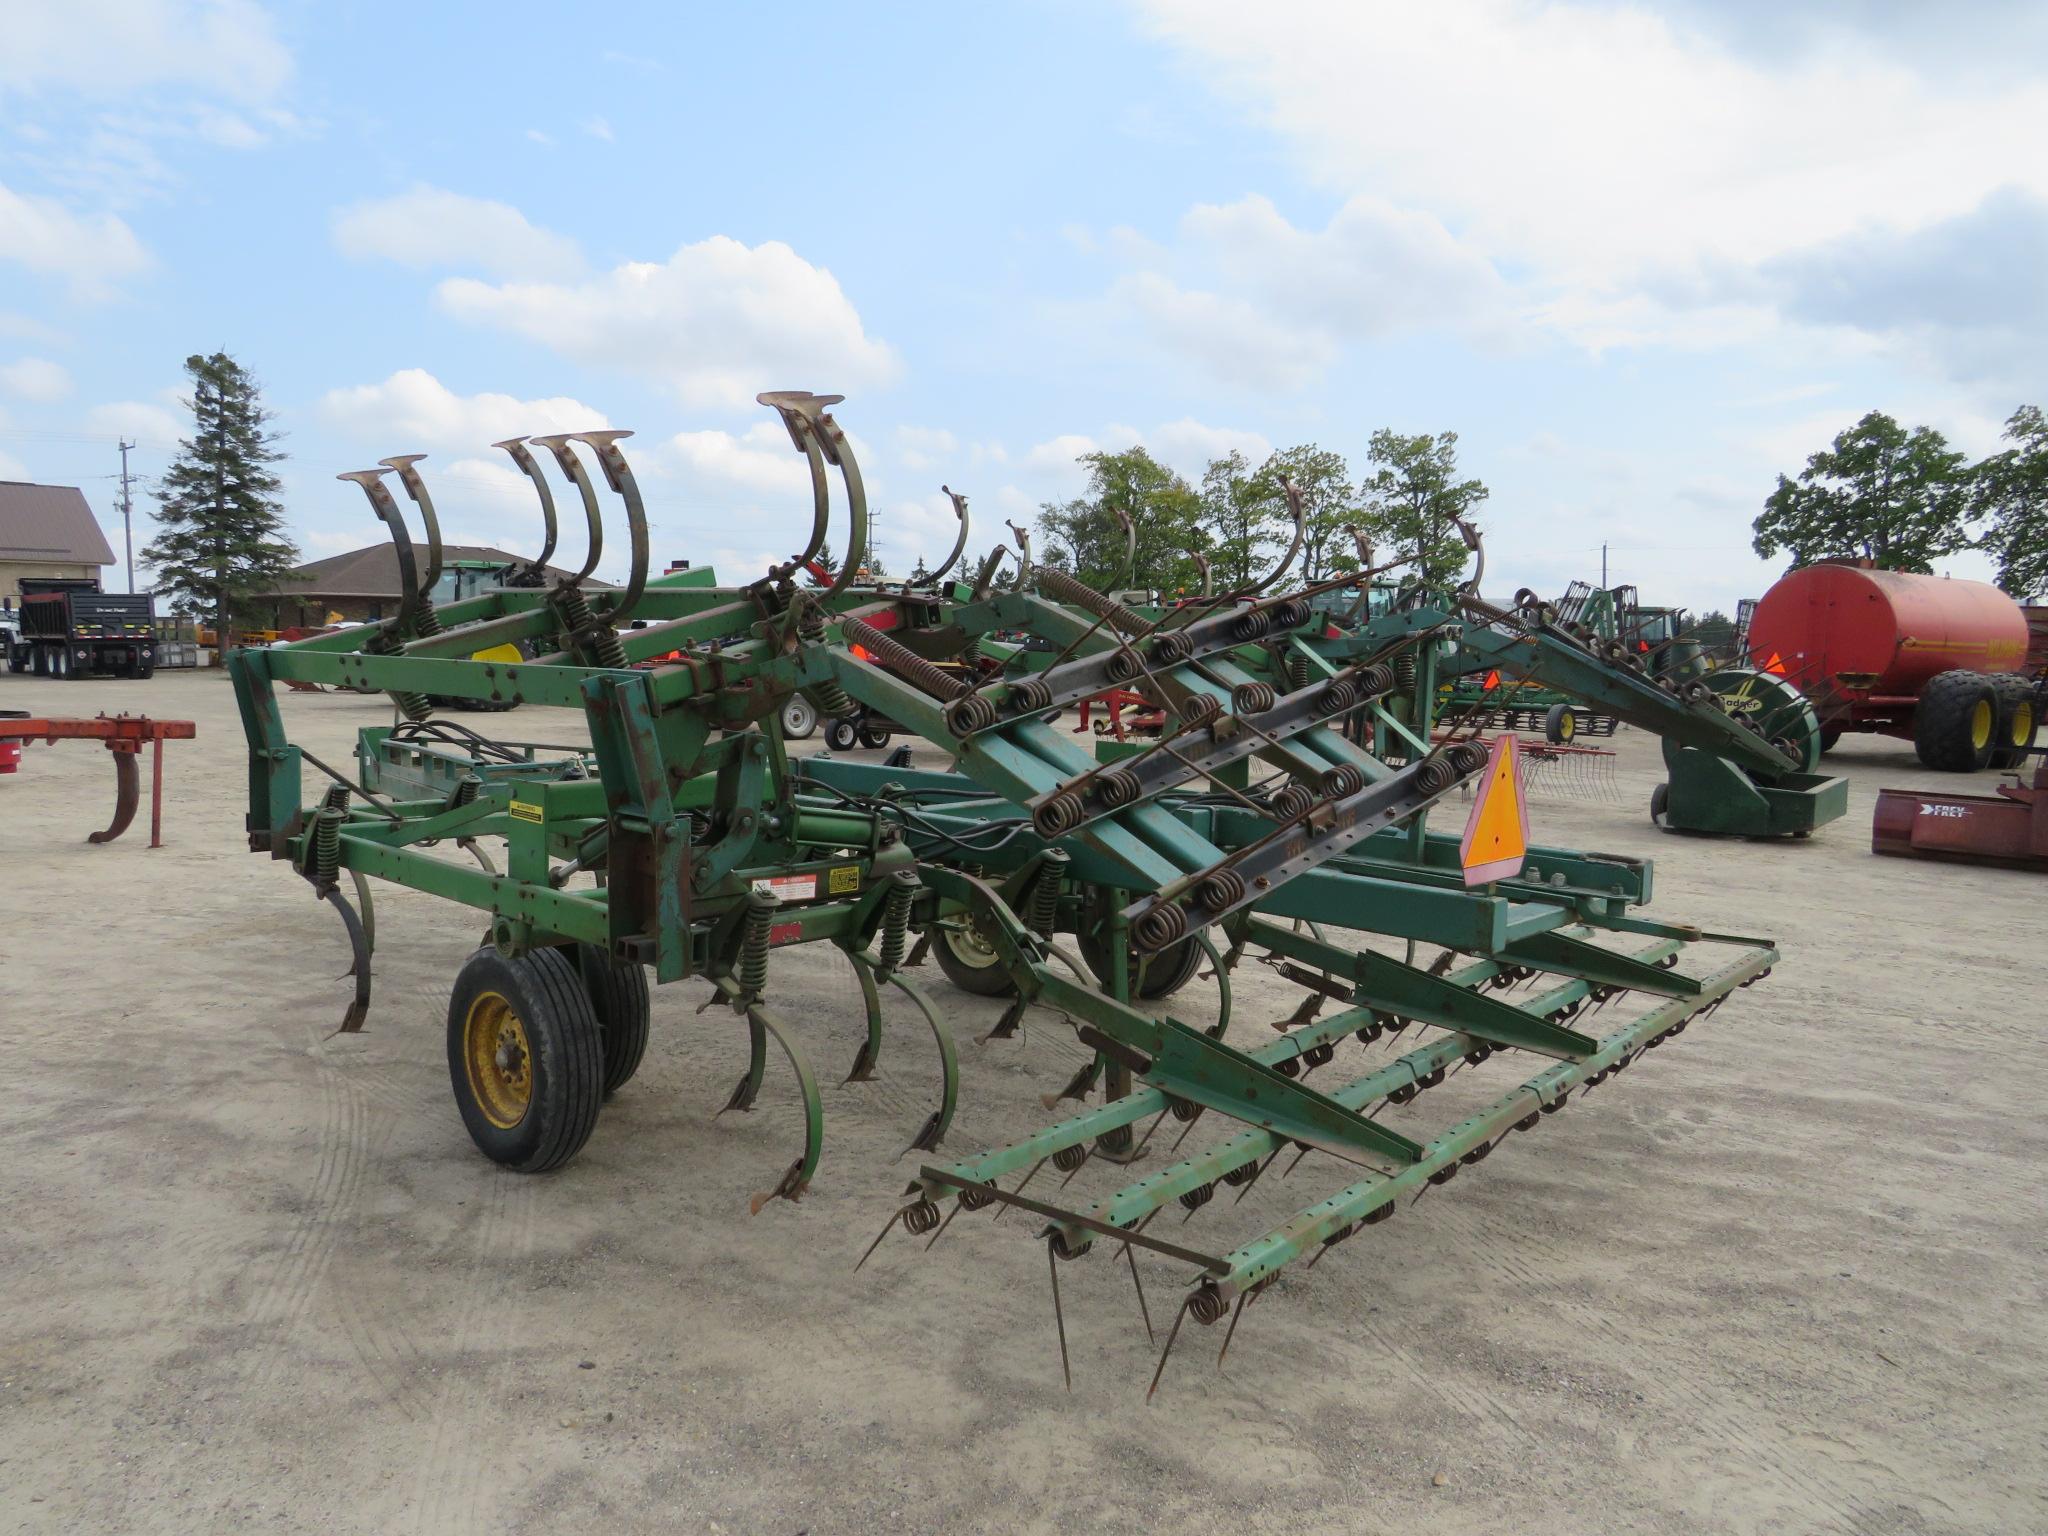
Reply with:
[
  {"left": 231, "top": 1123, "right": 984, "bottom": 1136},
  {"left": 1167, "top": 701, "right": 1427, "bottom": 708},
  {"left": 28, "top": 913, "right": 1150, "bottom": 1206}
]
[
  {"left": 1871, "top": 760, "right": 2048, "bottom": 869},
  {"left": 0, "top": 713, "right": 198, "bottom": 847}
]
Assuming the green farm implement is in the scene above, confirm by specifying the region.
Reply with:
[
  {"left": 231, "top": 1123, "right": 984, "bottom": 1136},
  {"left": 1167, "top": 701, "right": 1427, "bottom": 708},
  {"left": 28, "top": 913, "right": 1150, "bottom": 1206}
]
[{"left": 233, "top": 392, "right": 1795, "bottom": 1387}]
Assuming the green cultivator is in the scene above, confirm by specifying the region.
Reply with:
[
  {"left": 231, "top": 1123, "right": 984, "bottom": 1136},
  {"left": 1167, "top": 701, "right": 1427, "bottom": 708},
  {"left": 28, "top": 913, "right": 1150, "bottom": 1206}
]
[{"left": 232, "top": 391, "right": 1789, "bottom": 1387}]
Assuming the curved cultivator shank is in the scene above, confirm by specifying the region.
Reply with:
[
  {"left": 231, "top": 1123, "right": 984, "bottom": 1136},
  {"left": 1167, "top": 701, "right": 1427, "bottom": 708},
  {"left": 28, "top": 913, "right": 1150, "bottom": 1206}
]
[{"left": 230, "top": 391, "right": 1797, "bottom": 1391}]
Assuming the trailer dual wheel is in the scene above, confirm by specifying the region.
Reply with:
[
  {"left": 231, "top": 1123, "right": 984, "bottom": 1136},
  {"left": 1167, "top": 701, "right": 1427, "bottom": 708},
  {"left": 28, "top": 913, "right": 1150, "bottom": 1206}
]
[
  {"left": 1986, "top": 674, "right": 2038, "bottom": 770},
  {"left": 1914, "top": 670, "right": 1998, "bottom": 772},
  {"left": 1543, "top": 702, "right": 1576, "bottom": 744},
  {"left": 575, "top": 943, "right": 651, "bottom": 1096},
  {"left": 447, "top": 945, "right": 605, "bottom": 1172}
]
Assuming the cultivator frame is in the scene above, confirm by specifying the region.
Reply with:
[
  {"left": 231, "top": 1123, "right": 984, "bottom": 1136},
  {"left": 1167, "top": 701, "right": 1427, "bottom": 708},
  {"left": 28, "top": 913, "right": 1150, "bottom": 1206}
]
[{"left": 231, "top": 394, "right": 1789, "bottom": 1384}]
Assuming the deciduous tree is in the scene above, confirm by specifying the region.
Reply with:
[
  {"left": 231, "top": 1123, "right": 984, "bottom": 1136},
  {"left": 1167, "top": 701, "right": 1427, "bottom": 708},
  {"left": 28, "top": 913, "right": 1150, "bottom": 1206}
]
[
  {"left": 1358, "top": 430, "right": 1487, "bottom": 589},
  {"left": 1752, "top": 410, "right": 1972, "bottom": 573}
]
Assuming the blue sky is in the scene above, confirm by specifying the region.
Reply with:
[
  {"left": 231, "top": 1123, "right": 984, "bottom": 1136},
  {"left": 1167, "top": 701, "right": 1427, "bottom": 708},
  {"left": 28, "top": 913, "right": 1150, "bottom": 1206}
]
[{"left": 3, "top": 0, "right": 2042, "bottom": 611}]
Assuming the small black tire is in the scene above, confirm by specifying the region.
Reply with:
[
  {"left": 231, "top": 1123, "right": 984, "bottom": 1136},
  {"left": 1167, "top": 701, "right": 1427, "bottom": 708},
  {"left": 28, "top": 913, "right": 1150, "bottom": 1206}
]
[
  {"left": 1543, "top": 702, "right": 1576, "bottom": 744},
  {"left": 1081, "top": 932, "right": 1205, "bottom": 1000},
  {"left": 932, "top": 920, "right": 1017, "bottom": 997},
  {"left": 446, "top": 945, "right": 605, "bottom": 1173},
  {"left": 1650, "top": 781, "right": 1669, "bottom": 827},
  {"left": 1913, "top": 669, "right": 1997, "bottom": 771},
  {"left": 824, "top": 718, "right": 858, "bottom": 752},
  {"left": 857, "top": 724, "right": 891, "bottom": 750},
  {"left": 1818, "top": 724, "right": 1843, "bottom": 754},
  {"left": 1987, "top": 674, "right": 2037, "bottom": 770},
  {"left": 575, "top": 944, "right": 651, "bottom": 1096}
]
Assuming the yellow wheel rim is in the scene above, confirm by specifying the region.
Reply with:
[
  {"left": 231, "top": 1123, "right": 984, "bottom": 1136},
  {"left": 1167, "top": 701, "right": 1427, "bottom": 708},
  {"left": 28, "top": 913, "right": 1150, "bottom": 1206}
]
[
  {"left": 1970, "top": 699, "right": 1993, "bottom": 752},
  {"left": 463, "top": 991, "right": 533, "bottom": 1128},
  {"left": 1557, "top": 711, "right": 1575, "bottom": 741},
  {"left": 2011, "top": 700, "right": 2035, "bottom": 750}
]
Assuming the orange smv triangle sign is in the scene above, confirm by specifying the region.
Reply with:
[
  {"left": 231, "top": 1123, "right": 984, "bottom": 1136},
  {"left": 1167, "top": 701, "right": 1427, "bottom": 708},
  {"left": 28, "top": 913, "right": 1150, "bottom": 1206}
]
[{"left": 1460, "top": 734, "right": 1530, "bottom": 887}]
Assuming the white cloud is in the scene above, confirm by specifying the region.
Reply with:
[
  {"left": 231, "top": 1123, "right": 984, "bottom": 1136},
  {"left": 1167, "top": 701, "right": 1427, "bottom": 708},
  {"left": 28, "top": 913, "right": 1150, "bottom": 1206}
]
[
  {"left": 0, "top": 0, "right": 292, "bottom": 102},
  {"left": 319, "top": 369, "right": 610, "bottom": 451},
  {"left": 436, "top": 235, "right": 900, "bottom": 409},
  {"left": 0, "top": 180, "right": 149, "bottom": 294},
  {"left": 660, "top": 422, "right": 816, "bottom": 499},
  {"left": 583, "top": 117, "right": 614, "bottom": 142},
  {"left": 1022, "top": 418, "right": 1270, "bottom": 485},
  {"left": 1133, "top": 1, "right": 2048, "bottom": 290},
  {"left": 332, "top": 186, "right": 583, "bottom": 281},
  {"left": 1149, "top": 418, "right": 1273, "bottom": 479},
  {"left": 86, "top": 400, "right": 183, "bottom": 444},
  {"left": 895, "top": 424, "right": 956, "bottom": 471},
  {"left": 0, "top": 357, "right": 71, "bottom": 402},
  {"left": 1113, "top": 271, "right": 1335, "bottom": 392}
]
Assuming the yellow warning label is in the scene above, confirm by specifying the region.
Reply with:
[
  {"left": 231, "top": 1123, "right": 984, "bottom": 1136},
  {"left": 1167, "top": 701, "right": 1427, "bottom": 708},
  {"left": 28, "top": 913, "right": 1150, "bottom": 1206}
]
[
  {"left": 827, "top": 865, "right": 862, "bottom": 895},
  {"left": 1459, "top": 735, "right": 1529, "bottom": 886},
  {"left": 509, "top": 800, "right": 543, "bottom": 824}
]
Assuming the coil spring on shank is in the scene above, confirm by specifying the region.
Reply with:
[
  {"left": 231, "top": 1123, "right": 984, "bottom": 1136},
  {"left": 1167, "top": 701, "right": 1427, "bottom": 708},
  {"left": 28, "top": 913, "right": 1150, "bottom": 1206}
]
[
  {"left": 1231, "top": 681, "right": 1276, "bottom": 714},
  {"left": 1027, "top": 851, "right": 1069, "bottom": 938},
  {"left": 877, "top": 871, "right": 917, "bottom": 972},
  {"left": 1179, "top": 694, "right": 1222, "bottom": 730},
  {"left": 798, "top": 604, "right": 855, "bottom": 717},
  {"left": 311, "top": 805, "right": 345, "bottom": 884},
  {"left": 842, "top": 618, "right": 969, "bottom": 706},
  {"left": 739, "top": 888, "right": 779, "bottom": 996}
]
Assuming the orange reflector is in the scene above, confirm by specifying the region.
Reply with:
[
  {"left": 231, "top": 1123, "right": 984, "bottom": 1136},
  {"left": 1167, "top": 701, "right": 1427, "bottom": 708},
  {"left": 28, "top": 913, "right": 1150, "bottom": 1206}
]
[
  {"left": 850, "top": 643, "right": 872, "bottom": 662},
  {"left": 1764, "top": 652, "right": 1786, "bottom": 674},
  {"left": 1460, "top": 734, "right": 1529, "bottom": 887},
  {"left": 1482, "top": 668, "right": 1501, "bottom": 691}
]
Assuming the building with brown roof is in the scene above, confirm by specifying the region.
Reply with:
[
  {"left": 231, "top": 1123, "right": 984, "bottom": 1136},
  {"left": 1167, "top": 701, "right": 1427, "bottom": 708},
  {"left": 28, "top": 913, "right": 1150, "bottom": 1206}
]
[
  {"left": 0, "top": 482, "right": 116, "bottom": 602},
  {"left": 251, "top": 544, "right": 605, "bottom": 630}
]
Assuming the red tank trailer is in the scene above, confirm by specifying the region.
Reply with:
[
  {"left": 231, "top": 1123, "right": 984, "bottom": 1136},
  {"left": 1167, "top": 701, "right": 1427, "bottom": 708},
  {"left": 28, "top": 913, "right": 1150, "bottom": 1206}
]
[{"left": 1747, "top": 562, "right": 2038, "bottom": 771}]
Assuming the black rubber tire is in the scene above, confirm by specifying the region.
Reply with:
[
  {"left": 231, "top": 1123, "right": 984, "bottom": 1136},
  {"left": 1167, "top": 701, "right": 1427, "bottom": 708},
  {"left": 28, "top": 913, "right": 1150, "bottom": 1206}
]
[
  {"left": 1913, "top": 669, "right": 1998, "bottom": 771},
  {"left": 1081, "top": 932, "right": 1205, "bottom": 1000},
  {"left": 50, "top": 646, "right": 71, "bottom": 679},
  {"left": 1650, "top": 781, "right": 1669, "bottom": 827},
  {"left": 1818, "top": 724, "right": 1843, "bottom": 754},
  {"left": 824, "top": 718, "right": 858, "bottom": 752},
  {"left": 780, "top": 696, "right": 818, "bottom": 740},
  {"left": 137, "top": 659, "right": 156, "bottom": 681},
  {"left": 1987, "top": 674, "right": 2037, "bottom": 770},
  {"left": 1543, "top": 702, "right": 1576, "bottom": 744},
  {"left": 575, "top": 943, "right": 651, "bottom": 1096},
  {"left": 932, "top": 920, "right": 1017, "bottom": 997},
  {"left": 446, "top": 945, "right": 605, "bottom": 1173},
  {"left": 857, "top": 724, "right": 891, "bottom": 750},
  {"left": 29, "top": 645, "right": 47, "bottom": 677}
]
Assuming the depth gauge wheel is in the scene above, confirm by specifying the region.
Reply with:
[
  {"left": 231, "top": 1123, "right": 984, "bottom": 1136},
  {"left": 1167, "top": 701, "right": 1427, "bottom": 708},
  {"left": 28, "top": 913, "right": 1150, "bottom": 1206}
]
[
  {"left": 857, "top": 723, "right": 891, "bottom": 750},
  {"left": 824, "top": 718, "right": 859, "bottom": 752},
  {"left": 1543, "top": 702, "right": 1576, "bottom": 744},
  {"left": 780, "top": 696, "right": 818, "bottom": 740},
  {"left": 1650, "top": 781, "right": 1670, "bottom": 828},
  {"left": 575, "top": 943, "right": 651, "bottom": 1096},
  {"left": 1079, "top": 930, "right": 1205, "bottom": 1000},
  {"left": 932, "top": 917, "right": 1018, "bottom": 998},
  {"left": 447, "top": 945, "right": 605, "bottom": 1172}
]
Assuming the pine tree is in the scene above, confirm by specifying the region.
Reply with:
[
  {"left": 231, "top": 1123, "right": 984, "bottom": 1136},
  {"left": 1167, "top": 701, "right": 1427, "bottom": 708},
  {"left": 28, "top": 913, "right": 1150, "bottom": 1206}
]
[{"left": 144, "top": 352, "right": 296, "bottom": 649}]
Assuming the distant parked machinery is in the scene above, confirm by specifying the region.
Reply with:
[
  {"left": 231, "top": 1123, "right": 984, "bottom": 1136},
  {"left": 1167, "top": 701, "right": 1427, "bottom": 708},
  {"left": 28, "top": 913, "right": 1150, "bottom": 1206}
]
[
  {"left": 1746, "top": 562, "right": 2039, "bottom": 771},
  {"left": 6, "top": 579, "right": 157, "bottom": 678}
]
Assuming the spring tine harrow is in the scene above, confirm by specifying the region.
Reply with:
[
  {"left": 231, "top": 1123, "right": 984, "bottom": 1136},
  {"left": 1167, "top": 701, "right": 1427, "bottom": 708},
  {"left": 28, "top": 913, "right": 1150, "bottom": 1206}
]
[{"left": 230, "top": 389, "right": 1805, "bottom": 1394}]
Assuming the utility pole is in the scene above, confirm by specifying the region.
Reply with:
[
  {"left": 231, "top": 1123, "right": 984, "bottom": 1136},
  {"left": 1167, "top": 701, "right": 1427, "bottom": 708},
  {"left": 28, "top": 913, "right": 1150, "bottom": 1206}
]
[
  {"left": 1601, "top": 541, "right": 1608, "bottom": 589},
  {"left": 118, "top": 439, "right": 137, "bottom": 593}
]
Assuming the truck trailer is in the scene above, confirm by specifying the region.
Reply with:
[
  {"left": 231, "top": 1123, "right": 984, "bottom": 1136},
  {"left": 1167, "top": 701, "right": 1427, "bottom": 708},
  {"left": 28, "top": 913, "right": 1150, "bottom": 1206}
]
[{"left": 5, "top": 579, "right": 158, "bottom": 679}]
